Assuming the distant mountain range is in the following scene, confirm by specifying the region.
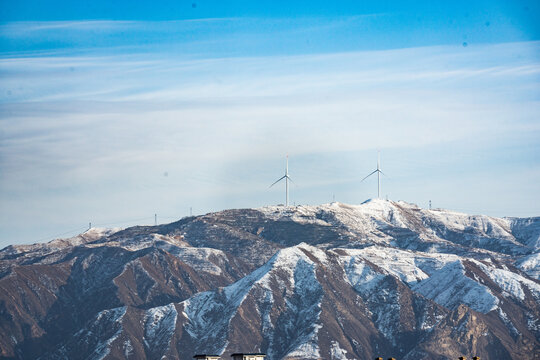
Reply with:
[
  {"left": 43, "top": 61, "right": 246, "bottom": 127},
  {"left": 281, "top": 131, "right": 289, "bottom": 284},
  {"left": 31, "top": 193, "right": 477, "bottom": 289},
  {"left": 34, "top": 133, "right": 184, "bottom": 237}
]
[{"left": 1, "top": 199, "right": 539, "bottom": 359}]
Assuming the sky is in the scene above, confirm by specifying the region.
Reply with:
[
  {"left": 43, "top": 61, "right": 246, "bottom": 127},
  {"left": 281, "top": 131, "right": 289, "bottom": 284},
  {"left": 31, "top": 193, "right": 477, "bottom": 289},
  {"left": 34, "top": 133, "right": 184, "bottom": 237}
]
[{"left": 1, "top": 1, "right": 539, "bottom": 247}]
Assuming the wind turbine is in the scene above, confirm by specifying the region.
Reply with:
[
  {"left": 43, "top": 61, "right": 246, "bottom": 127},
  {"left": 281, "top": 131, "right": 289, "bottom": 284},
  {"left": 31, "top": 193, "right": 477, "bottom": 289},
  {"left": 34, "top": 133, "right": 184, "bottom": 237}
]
[
  {"left": 361, "top": 151, "right": 386, "bottom": 199},
  {"left": 270, "top": 155, "right": 293, "bottom": 206}
]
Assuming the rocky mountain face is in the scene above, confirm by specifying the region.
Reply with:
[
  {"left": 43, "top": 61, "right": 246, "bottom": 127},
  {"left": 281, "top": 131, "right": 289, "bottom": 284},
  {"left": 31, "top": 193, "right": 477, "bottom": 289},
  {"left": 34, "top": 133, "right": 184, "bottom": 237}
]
[{"left": 0, "top": 199, "right": 539, "bottom": 360}]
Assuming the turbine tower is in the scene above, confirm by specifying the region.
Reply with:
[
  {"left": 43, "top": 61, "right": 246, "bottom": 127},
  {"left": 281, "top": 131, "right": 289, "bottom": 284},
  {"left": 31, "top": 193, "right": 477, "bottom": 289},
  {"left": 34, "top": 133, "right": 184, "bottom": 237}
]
[
  {"left": 361, "top": 151, "right": 385, "bottom": 199},
  {"left": 270, "top": 155, "right": 293, "bottom": 206}
]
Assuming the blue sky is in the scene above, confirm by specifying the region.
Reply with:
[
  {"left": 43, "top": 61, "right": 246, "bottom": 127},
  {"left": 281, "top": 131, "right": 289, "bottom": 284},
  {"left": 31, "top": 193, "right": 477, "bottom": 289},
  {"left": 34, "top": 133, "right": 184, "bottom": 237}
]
[{"left": 1, "top": 1, "right": 539, "bottom": 247}]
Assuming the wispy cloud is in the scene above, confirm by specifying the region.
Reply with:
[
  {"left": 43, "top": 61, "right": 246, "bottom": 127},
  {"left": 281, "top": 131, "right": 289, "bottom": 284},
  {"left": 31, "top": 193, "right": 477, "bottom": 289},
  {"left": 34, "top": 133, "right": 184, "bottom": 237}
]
[
  {"left": 0, "top": 30, "right": 539, "bottom": 246},
  {"left": 0, "top": 20, "right": 137, "bottom": 33},
  {"left": 0, "top": 18, "right": 243, "bottom": 34}
]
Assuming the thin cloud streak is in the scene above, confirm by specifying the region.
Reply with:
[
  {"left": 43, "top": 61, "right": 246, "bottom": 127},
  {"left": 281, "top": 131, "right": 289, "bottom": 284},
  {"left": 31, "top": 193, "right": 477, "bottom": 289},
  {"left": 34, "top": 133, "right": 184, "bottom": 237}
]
[
  {"left": 0, "top": 18, "right": 242, "bottom": 34},
  {"left": 0, "top": 41, "right": 539, "bottom": 246},
  {"left": 2, "top": 42, "right": 539, "bottom": 104}
]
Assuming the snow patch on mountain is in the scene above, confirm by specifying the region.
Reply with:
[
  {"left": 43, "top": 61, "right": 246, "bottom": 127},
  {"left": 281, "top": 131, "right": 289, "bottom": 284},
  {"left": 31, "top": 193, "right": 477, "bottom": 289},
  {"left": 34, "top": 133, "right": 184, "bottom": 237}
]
[
  {"left": 255, "top": 244, "right": 326, "bottom": 289},
  {"left": 498, "top": 308, "right": 521, "bottom": 337},
  {"left": 509, "top": 217, "right": 540, "bottom": 248},
  {"left": 340, "top": 252, "right": 403, "bottom": 344},
  {"left": 341, "top": 246, "right": 540, "bottom": 304},
  {"left": 342, "top": 255, "right": 385, "bottom": 296},
  {"left": 161, "top": 245, "right": 227, "bottom": 275},
  {"left": 257, "top": 205, "right": 332, "bottom": 226},
  {"left": 321, "top": 200, "right": 410, "bottom": 238},
  {"left": 0, "top": 227, "right": 119, "bottom": 263},
  {"left": 284, "top": 339, "right": 321, "bottom": 359},
  {"left": 338, "top": 246, "right": 460, "bottom": 285},
  {"left": 347, "top": 247, "right": 428, "bottom": 284},
  {"left": 123, "top": 339, "right": 133, "bottom": 358},
  {"left": 256, "top": 200, "right": 533, "bottom": 256},
  {"left": 412, "top": 261, "right": 499, "bottom": 313},
  {"left": 280, "top": 257, "right": 324, "bottom": 358},
  {"left": 516, "top": 252, "right": 540, "bottom": 280},
  {"left": 143, "top": 303, "right": 177, "bottom": 355},
  {"left": 429, "top": 210, "right": 512, "bottom": 238},
  {"left": 182, "top": 290, "right": 233, "bottom": 353},
  {"left": 182, "top": 244, "right": 325, "bottom": 355},
  {"left": 257, "top": 200, "right": 406, "bottom": 243},
  {"left": 475, "top": 261, "right": 540, "bottom": 300},
  {"left": 259, "top": 289, "right": 276, "bottom": 357},
  {"left": 90, "top": 307, "right": 127, "bottom": 360},
  {"left": 330, "top": 341, "right": 349, "bottom": 360}
]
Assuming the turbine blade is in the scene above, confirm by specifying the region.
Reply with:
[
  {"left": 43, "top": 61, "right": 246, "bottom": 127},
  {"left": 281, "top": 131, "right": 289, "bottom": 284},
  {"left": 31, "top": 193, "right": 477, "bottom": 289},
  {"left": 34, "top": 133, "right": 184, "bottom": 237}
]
[
  {"left": 286, "top": 175, "right": 296, "bottom": 186},
  {"left": 361, "top": 170, "right": 378, "bottom": 182},
  {"left": 269, "top": 175, "right": 286, "bottom": 188},
  {"left": 379, "top": 170, "right": 389, "bottom": 178}
]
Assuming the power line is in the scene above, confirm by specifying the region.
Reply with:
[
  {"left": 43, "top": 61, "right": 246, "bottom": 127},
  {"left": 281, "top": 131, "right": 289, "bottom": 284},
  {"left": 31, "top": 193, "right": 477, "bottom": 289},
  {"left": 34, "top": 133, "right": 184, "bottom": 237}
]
[
  {"left": 35, "top": 226, "right": 89, "bottom": 243},
  {"left": 31, "top": 213, "right": 187, "bottom": 244},
  {"left": 92, "top": 216, "right": 154, "bottom": 227}
]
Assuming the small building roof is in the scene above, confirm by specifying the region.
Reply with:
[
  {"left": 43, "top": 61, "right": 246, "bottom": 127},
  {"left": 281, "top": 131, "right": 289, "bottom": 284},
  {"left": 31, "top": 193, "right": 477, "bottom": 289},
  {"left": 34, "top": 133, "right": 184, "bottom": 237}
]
[{"left": 230, "top": 354, "right": 266, "bottom": 356}]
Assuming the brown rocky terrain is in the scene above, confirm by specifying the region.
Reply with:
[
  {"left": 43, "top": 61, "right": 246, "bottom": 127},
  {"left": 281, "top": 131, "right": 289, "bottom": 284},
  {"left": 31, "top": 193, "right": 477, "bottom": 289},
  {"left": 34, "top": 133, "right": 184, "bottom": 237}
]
[{"left": 0, "top": 200, "right": 538, "bottom": 359}]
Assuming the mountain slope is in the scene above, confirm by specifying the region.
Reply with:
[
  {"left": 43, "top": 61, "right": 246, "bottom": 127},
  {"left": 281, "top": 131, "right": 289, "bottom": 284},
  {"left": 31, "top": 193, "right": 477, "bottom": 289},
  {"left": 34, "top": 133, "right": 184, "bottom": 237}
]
[{"left": 0, "top": 200, "right": 538, "bottom": 359}]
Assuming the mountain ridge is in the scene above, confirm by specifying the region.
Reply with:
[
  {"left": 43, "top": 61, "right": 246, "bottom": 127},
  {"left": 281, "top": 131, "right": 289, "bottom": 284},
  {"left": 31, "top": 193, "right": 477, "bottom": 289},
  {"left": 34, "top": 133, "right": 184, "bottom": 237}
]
[{"left": 0, "top": 200, "right": 539, "bottom": 359}]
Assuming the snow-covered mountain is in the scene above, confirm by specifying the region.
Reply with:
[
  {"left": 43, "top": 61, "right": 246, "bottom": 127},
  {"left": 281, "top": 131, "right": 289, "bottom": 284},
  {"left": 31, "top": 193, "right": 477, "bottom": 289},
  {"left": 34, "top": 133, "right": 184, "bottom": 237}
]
[{"left": 0, "top": 200, "right": 538, "bottom": 359}]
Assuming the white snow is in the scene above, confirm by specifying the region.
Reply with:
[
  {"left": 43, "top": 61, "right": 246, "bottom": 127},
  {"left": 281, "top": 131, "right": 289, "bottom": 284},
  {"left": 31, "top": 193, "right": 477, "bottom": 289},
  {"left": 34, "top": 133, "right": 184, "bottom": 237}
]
[
  {"left": 0, "top": 227, "right": 121, "bottom": 265},
  {"left": 260, "top": 290, "right": 276, "bottom": 358},
  {"left": 526, "top": 311, "right": 540, "bottom": 331},
  {"left": 257, "top": 205, "right": 333, "bottom": 227},
  {"left": 181, "top": 246, "right": 302, "bottom": 350},
  {"left": 255, "top": 200, "right": 529, "bottom": 256},
  {"left": 498, "top": 308, "right": 521, "bottom": 337},
  {"left": 257, "top": 201, "right": 400, "bottom": 246},
  {"left": 339, "top": 249, "right": 404, "bottom": 344},
  {"left": 338, "top": 246, "right": 459, "bottom": 286},
  {"left": 181, "top": 243, "right": 325, "bottom": 356},
  {"left": 123, "top": 339, "right": 133, "bottom": 358},
  {"left": 91, "top": 306, "right": 127, "bottom": 360},
  {"left": 339, "top": 245, "right": 539, "bottom": 313},
  {"left": 330, "top": 341, "right": 349, "bottom": 360},
  {"left": 412, "top": 261, "right": 499, "bottom": 313},
  {"left": 516, "top": 252, "right": 540, "bottom": 280},
  {"left": 82, "top": 227, "right": 122, "bottom": 239},
  {"left": 284, "top": 334, "right": 321, "bottom": 360},
  {"left": 255, "top": 243, "right": 326, "bottom": 290},
  {"left": 161, "top": 245, "right": 227, "bottom": 275},
  {"left": 509, "top": 217, "right": 540, "bottom": 248},
  {"left": 474, "top": 261, "right": 540, "bottom": 300},
  {"left": 342, "top": 255, "right": 385, "bottom": 296},
  {"left": 144, "top": 303, "right": 178, "bottom": 351}
]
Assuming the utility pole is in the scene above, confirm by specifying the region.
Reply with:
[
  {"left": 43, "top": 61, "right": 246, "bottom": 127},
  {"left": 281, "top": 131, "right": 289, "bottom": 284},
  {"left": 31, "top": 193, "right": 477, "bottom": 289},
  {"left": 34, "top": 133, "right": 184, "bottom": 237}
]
[
  {"left": 190, "top": 207, "right": 192, "bottom": 216},
  {"left": 377, "top": 151, "right": 381, "bottom": 199},
  {"left": 154, "top": 213, "right": 157, "bottom": 226},
  {"left": 429, "top": 200, "right": 432, "bottom": 210},
  {"left": 88, "top": 222, "right": 91, "bottom": 230},
  {"left": 286, "top": 155, "right": 289, "bottom": 206}
]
